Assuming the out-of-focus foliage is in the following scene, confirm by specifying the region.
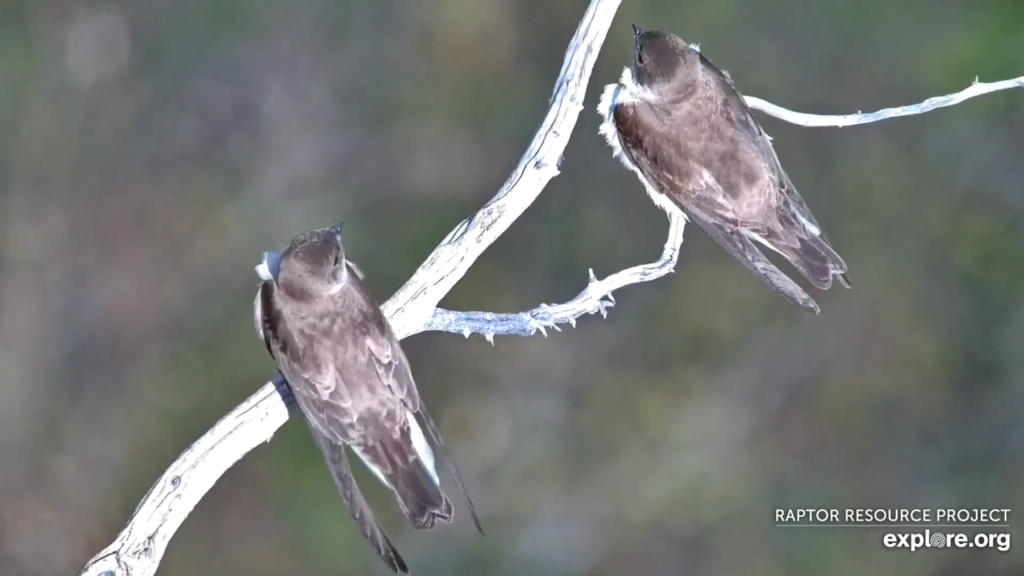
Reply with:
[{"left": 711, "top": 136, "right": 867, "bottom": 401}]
[{"left": 0, "top": 1, "right": 1021, "bottom": 575}]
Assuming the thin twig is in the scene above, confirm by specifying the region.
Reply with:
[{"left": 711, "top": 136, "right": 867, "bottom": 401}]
[
  {"left": 381, "top": 1, "right": 622, "bottom": 340},
  {"left": 424, "top": 211, "right": 686, "bottom": 340},
  {"left": 424, "top": 76, "right": 1024, "bottom": 340},
  {"left": 745, "top": 76, "right": 1024, "bottom": 127}
]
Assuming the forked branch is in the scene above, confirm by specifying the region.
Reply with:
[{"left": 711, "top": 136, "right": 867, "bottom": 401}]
[
  {"left": 79, "top": 0, "right": 1022, "bottom": 573},
  {"left": 420, "top": 78, "right": 1023, "bottom": 340},
  {"left": 424, "top": 210, "right": 686, "bottom": 340},
  {"left": 79, "top": 1, "right": 622, "bottom": 575}
]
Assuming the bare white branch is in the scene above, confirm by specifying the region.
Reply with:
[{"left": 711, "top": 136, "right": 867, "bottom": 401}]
[
  {"left": 745, "top": 75, "right": 1024, "bottom": 127},
  {"left": 424, "top": 211, "right": 686, "bottom": 340},
  {"left": 79, "top": 1, "right": 622, "bottom": 575},
  {"left": 382, "top": 1, "right": 622, "bottom": 340},
  {"left": 80, "top": 377, "right": 293, "bottom": 576},
  {"left": 423, "top": 76, "right": 1024, "bottom": 341},
  {"left": 79, "top": 2, "right": 1024, "bottom": 573}
]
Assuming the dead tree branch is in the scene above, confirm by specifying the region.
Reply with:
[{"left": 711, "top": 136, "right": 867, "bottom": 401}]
[
  {"left": 745, "top": 76, "right": 1024, "bottom": 127},
  {"left": 79, "top": 1, "right": 1021, "bottom": 573},
  {"left": 419, "top": 78, "right": 1024, "bottom": 340},
  {"left": 379, "top": 0, "right": 622, "bottom": 340},
  {"left": 79, "top": 1, "right": 621, "bottom": 575},
  {"left": 424, "top": 210, "right": 686, "bottom": 341}
]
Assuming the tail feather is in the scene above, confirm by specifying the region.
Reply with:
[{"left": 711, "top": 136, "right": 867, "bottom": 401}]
[
  {"left": 417, "top": 403, "right": 485, "bottom": 535},
  {"left": 306, "top": 424, "right": 409, "bottom": 574},
  {"left": 765, "top": 178, "right": 851, "bottom": 290},
  {"left": 763, "top": 213, "right": 850, "bottom": 291},
  {"left": 353, "top": 416, "right": 453, "bottom": 530},
  {"left": 391, "top": 464, "right": 453, "bottom": 530},
  {"left": 790, "top": 234, "right": 847, "bottom": 290}
]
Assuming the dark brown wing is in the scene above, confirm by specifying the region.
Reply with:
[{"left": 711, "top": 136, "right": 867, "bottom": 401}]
[
  {"left": 410, "top": 394, "right": 484, "bottom": 534},
  {"left": 260, "top": 276, "right": 481, "bottom": 532},
  {"left": 681, "top": 208, "right": 821, "bottom": 313},
  {"left": 257, "top": 281, "right": 409, "bottom": 572},
  {"left": 701, "top": 54, "right": 851, "bottom": 289},
  {"left": 364, "top": 297, "right": 484, "bottom": 535},
  {"left": 613, "top": 101, "right": 820, "bottom": 312},
  {"left": 698, "top": 52, "right": 774, "bottom": 165},
  {"left": 308, "top": 426, "right": 409, "bottom": 574},
  {"left": 256, "top": 278, "right": 360, "bottom": 444}
]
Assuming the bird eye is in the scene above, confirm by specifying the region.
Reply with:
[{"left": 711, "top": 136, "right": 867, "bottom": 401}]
[{"left": 636, "top": 50, "right": 645, "bottom": 65}]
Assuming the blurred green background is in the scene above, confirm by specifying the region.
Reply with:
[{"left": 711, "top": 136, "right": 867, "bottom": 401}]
[{"left": 1, "top": 0, "right": 1022, "bottom": 574}]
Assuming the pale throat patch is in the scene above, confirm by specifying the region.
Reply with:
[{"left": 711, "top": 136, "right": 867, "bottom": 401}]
[
  {"left": 326, "top": 261, "right": 363, "bottom": 294},
  {"left": 327, "top": 269, "right": 346, "bottom": 293},
  {"left": 254, "top": 250, "right": 355, "bottom": 295},
  {"left": 255, "top": 251, "right": 282, "bottom": 282},
  {"left": 327, "top": 263, "right": 350, "bottom": 294},
  {"left": 596, "top": 67, "right": 689, "bottom": 219}
]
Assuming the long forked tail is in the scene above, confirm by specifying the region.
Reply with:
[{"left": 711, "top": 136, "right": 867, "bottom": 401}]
[
  {"left": 417, "top": 401, "right": 485, "bottom": 535},
  {"left": 769, "top": 188, "right": 852, "bottom": 290},
  {"left": 759, "top": 225, "right": 849, "bottom": 291},
  {"left": 306, "top": 424, "right": 409, "bottom": 574},
  {"left": 352, "top": 411, "right": 453, "bottom": 530},
  {"left": 776, "top": 231, "right": 850, "bottom": 290},
  {"left": 747, "top": 188, "right": 850, "bottom": 291}
]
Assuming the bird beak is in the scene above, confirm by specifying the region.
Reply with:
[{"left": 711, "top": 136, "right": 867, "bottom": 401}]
[
  {"left": 632, "top": 24, "right": 645, "bottom": 38},
  {"left": 331, "top": 222, "right": 344, "bottom": 243}
]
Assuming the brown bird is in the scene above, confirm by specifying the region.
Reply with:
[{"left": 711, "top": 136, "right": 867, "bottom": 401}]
[
  {"left": 254, "top": 223, "right": 482, "bottom": 573},
  {"left": 597, "top": 26, "right": 850, "bottom": 313}
]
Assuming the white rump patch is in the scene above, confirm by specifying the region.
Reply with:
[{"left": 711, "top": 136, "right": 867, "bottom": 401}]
[
  {"left": 349, "top": 412, "right": 440, "bottom": 490},
  {"left": 794, "top": 212, "right": 821, "bottom": 237},
  {"left": 741, "top": 229, "right": 791, "bottom": 261},
  {"left": 255, "top": 251, "right": 282, "bottom": 282},
  {"left": 407, "top": 410, "right": 440, "bottom": 487},
  {"left": 351, "top": 446, "right": 393, "bottom": 488}
]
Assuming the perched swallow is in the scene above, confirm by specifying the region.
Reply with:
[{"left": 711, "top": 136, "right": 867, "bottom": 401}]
[
  {"left": 597, "top": 26, "right": 850, "bottom": 313},
  {"left": 254, "top": 223, "right": 482, "bottom": 573}
]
